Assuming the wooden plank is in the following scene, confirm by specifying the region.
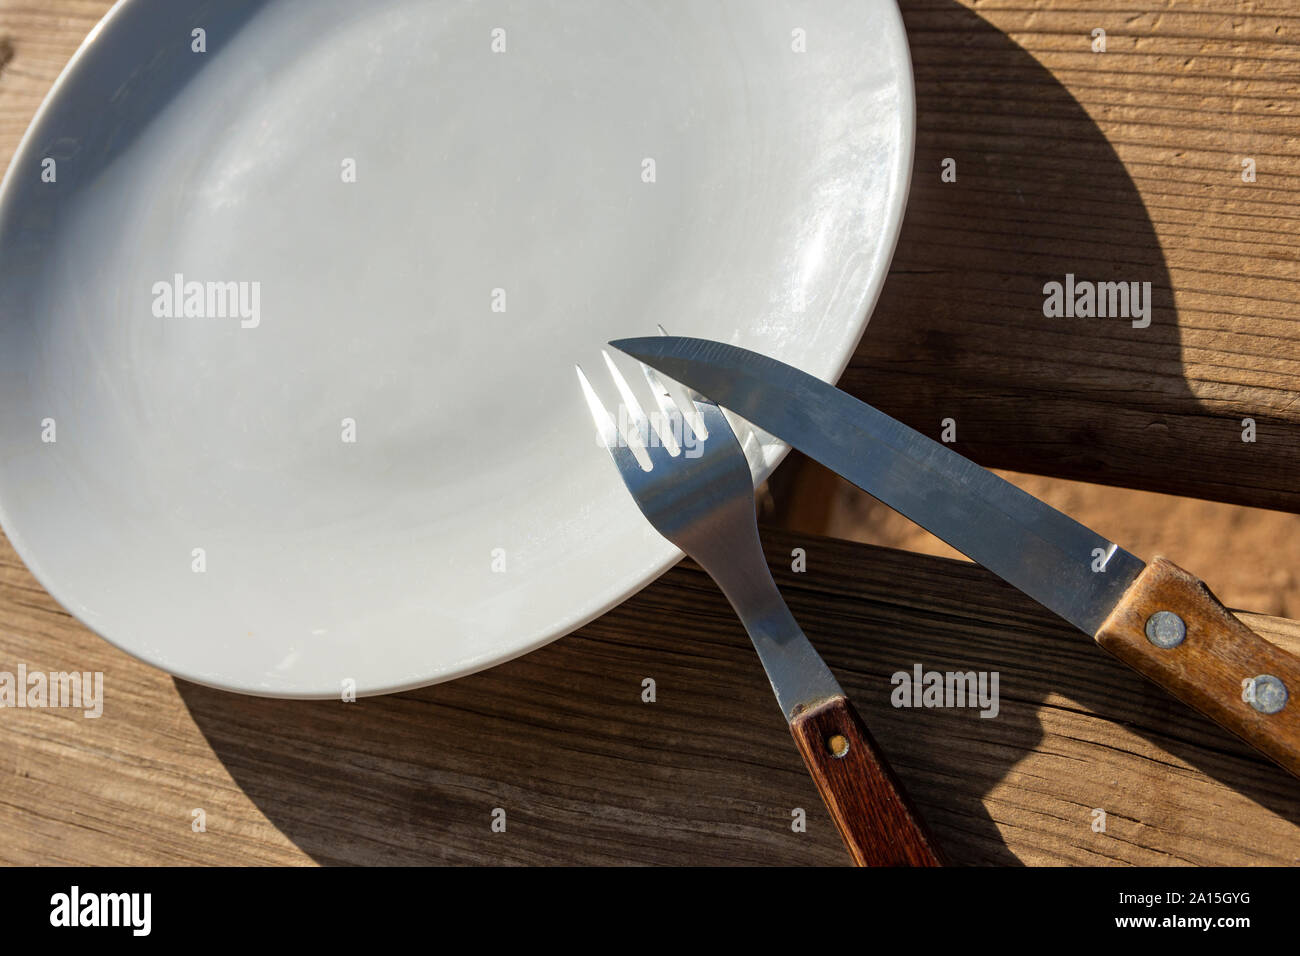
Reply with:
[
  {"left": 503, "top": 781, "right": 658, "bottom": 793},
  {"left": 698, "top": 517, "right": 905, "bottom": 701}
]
[
  {"left": 2, "top": 524, "right": 1298, "bottom": 866},
  {"left": 848, "top": 0, "right": 1300, "bottom": 512},
  {"left": 0, "top": 3, "right": 108, "bottom": 165}
]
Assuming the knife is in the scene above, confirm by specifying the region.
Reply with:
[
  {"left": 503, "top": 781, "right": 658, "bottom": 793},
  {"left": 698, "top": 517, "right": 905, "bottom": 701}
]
[{"left": 611, "top": 335, "right": 1300, "bottom": 779}]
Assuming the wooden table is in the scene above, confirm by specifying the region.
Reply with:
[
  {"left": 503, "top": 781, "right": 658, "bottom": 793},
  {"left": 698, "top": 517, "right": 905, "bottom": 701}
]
[{"left": 1, "top": 1, "right": 1298, "bottom": 865}]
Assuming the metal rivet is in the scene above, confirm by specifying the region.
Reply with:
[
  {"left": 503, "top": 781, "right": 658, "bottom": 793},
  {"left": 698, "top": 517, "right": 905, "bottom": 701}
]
[
  {"left": 1145, "top": 610, "right": 1186, "bottom": 648},
  {"left": 827, "top": 734, "right": 850, "bottom": 758},
  {"left": 1249, "top": 675, "right": 1288, "bottom": 715}
]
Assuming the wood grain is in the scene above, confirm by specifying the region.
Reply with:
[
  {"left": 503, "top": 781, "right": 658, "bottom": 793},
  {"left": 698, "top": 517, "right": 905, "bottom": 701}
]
[
  {"left": 1, "top": 1, "right": 1299, "bottom": 866},
  {"left": 2, "top": 523, "right": 1299, "bottom": 866},
  {"left": 1096, "top": 556, "right": 1300, "bottom": 778},
  {"left": 845, "top": 0, "right": 1300, "bottom": 513},
  {"left": 789, "top": 695, "right": 944, "bottom": 866}
]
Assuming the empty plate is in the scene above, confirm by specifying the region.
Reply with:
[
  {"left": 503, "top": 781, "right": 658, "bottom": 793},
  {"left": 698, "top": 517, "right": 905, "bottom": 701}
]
[{"left": 0, "top": 0, "right": 914, "bottom": 696}]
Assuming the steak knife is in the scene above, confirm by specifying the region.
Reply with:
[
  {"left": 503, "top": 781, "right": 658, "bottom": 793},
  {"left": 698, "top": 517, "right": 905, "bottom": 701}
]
[{"left": 612, "top": 335, "right": 1300, "bottom": 779}]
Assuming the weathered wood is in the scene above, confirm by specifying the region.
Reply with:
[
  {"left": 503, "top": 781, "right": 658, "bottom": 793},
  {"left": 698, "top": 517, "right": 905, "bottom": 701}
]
[
  {"left": 0, "top": 3, "right": 107, "bottom": 162},
  {"left": 789, "top": 694, "right": 944, "bottom": 866},
  {"left": 2, "top": 524, "right": 1299, "bottom": 866},
  {"left": 2, "top": 0, "right": 1299, "bottom": 867},
  {"left": 1096, "top": 556, "right": 1300, "bottom": 778},
  {"left": 846, "top": 0, "right": 1300, "bottom": 512}
]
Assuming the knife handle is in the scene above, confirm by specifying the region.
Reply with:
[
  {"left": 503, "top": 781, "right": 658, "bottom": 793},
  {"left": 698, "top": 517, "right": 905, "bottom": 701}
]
[
  {"left": 1095, "top": 556, "right": 1300, "bottom": 778},
  {"left": 789, "top": 695, "right": 944, "bottom": 866}
]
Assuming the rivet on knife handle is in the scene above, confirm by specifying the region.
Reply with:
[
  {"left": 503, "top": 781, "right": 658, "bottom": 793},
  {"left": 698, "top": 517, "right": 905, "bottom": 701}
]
[
  {"left": 1095, "top": 556, "right": 1300, "bottom": 776},
  {"left": 789, "top": 695, "right": 944, "bottom": 867}
]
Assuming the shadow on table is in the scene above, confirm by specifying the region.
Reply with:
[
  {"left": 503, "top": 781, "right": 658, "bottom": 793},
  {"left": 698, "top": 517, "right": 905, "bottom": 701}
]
[
  {"left": 833, "top": 0, "right": 1197, "bottom": 503},
  {"left": 175, "top": 528, "right": 1300, "bottom": 866},
  {"left": 177, "top": 4, "right": 1298, "bottom": 865}
]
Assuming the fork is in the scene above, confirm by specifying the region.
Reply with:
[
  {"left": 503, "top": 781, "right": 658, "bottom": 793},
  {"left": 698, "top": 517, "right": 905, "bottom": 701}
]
[{"left": 578, "top": 354, "right": 943, "bottom": 866}]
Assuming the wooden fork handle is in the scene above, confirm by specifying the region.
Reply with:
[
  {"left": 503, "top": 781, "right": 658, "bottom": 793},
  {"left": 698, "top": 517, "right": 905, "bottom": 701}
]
[
  {"left": 789, "top": 695, "right": 944, "bottom": 866},
  {"left": 1095, "top": 556, "right": 1300, "bottom": 778}
]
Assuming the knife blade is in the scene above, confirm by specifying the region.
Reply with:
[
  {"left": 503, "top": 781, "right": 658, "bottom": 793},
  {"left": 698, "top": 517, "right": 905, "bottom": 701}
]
[{"left": 612, "top": 335, "right": 1300, "bottom": 779}]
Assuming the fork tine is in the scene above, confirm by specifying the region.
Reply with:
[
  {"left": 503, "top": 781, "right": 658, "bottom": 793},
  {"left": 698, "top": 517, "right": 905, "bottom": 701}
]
[
  {"left": 576, "top": 365, "right": 647, "bottom": 474},
  {"left": 600, "top": 351, "right": 651, "bottom": 448},
  {"left": 637, "top": 363, "right": 684, "bottom": 456},
  {"left": 646, "top": 323, "right": 716, "bottom": 448},
  {"left": 639, "top": 321, "right": 702, "bottom": 444},
  {"left": 690, "top": 399, "right": 738, "bottom": 455},
  {"left": 645, "top": 364, "right": 710, "bottom": 447},
  {"left": 602, "top": 350, "right": 678, "bottom": 470},
  {"left": 650, "top": 324, "right": 709, "bottom": 443}
]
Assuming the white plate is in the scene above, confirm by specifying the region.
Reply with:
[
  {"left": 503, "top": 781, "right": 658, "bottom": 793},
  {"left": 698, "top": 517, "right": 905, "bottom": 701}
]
[{"left": 0, "top": 0, "right": 913, "bottom": 697}]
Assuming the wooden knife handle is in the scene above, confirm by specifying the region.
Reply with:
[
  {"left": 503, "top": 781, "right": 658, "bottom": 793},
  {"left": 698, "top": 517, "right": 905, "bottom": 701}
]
[
  {"left": 1095, "top": 556, "right": 1300, "bottom": 778},
  {"left": 789, "top": 695, "right": 943, "bottom": 866}
]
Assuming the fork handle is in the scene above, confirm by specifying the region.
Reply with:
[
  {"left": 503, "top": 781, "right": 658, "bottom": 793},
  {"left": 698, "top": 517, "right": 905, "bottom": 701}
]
[{"left": 789, "top": 695, "right": 944, "bottom": 866}]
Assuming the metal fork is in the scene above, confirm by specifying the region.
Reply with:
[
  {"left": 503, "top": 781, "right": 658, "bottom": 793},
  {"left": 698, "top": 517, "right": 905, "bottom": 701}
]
[{"left": 577, "top": 355, "right": 943, "bottom": 866}]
